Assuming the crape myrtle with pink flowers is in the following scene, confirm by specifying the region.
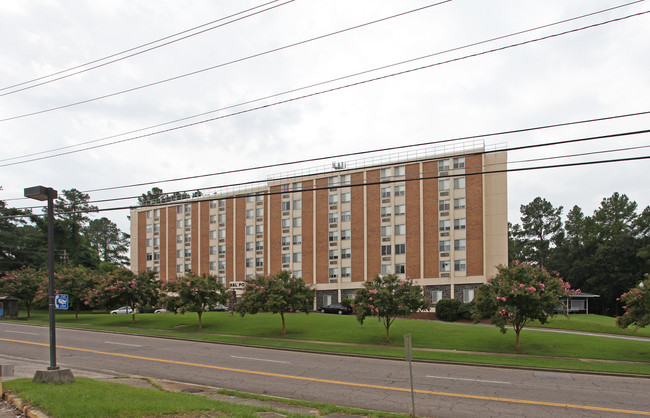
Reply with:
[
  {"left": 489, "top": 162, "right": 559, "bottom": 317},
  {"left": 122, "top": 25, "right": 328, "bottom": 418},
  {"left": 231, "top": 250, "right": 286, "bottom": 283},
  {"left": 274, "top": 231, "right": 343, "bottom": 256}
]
[
  {"left": 237, "top": 270, "right": 315, "bottom": 335},
  {"left": 351, "top": 274, "right": 429, "bottom": 343},
  {"left": 163, "top": 272, "right": 228, "bottom": 330},
  {"left": 472, "top": 261, "right": 580, "bottom": 349},
  {"left": 616, "top": 273, "right": 650, "bottom": 329}
]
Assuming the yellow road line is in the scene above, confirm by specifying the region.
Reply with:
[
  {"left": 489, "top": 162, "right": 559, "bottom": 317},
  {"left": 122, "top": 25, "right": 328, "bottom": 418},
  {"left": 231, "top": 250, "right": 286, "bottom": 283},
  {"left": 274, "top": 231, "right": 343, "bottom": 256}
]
[{"left": 2, "top": 337, "right": 649, "bottom": 415}]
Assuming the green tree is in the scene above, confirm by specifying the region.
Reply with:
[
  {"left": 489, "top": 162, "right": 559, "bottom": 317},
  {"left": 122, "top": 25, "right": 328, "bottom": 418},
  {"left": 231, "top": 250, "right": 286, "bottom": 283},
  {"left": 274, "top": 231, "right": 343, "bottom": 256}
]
[
  {"left": 472, "top": 261, "right": 577, "bottom": 349},
  {"left": 352, "top": 274, "right": 429, "bottom": 342},
  {"left": 519, "top": 197, "right": 563, "bottom": 268},
  {"left": 0, "top": 201, "right": 36, "bottom": 273},
  {"left": 0, "top": 266, "right": 46, "bottom": 318},
  {"left": 55, "top": 266, "right": 99, "bottom": 320},
  {"left": 508, "top": 222, "right": 526, "bottom": 263},
  {"left": 84, "top": 217, "right": 129, "bottom": 265},
  {"left": 237, "top": 271, "right": 315, "bottom": 335},
  {"left": 138, "top": 187, "right": 164, "bottom": 206},
  {"left": 616, "top": 274, "right": 650, "bottom": 329},
  {"left": 51, "top": 189, "right": 99, "bottom": 268},
  {"left": 163, "top": 272, "right": 227, "bottom": 330},
  {"left": 100, "top": 269, "right": 160, "bottom": 323}
]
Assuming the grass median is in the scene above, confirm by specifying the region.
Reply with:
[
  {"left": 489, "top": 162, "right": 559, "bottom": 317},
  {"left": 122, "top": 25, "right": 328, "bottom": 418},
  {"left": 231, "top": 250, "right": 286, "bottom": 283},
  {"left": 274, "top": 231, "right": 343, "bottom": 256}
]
[{"left": 13, "top": 310, "right": 650, "bottom": 375}]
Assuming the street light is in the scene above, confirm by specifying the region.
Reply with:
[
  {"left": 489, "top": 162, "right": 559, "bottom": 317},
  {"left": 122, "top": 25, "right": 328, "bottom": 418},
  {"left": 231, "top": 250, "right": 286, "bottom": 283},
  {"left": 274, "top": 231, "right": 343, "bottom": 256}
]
[
  {"left": 24, "top": 186, "right": 58, "bottom": 370},
  {"left": 24, "top": 186, "right": 74, "bottom": 383}
]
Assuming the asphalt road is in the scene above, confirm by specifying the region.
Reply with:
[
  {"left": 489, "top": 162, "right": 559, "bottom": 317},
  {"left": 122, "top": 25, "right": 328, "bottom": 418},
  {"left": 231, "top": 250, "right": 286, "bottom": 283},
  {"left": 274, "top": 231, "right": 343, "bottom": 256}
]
[{"left": 1, "top": 322, "right": 649, "bottom": 417}]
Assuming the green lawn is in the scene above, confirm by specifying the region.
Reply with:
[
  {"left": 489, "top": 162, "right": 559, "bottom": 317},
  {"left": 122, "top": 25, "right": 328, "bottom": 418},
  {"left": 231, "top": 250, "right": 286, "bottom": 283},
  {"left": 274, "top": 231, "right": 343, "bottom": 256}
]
[
  {"left": 13, "top": 310, "right": 650, "bottom": 375},
  {"left": 4, "top": 378, "right": 406, "bottom": 418}
]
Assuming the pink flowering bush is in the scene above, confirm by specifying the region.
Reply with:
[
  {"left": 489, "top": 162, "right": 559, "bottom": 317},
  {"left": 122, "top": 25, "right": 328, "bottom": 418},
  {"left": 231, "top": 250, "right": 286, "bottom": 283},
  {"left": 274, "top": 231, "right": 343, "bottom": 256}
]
[
  {"left": 472, "top": 261, "right": 579, "bottom": 349},
  {"left": 616, "top": 273, "right": 649, "bottom": 329},
  {"left": 100, "top": 268, "right": 160, "bottom": 324},
  {"left": 0, "top": 266, "right": 46, "bottom": 318},
  {"left": 237, "top": 271, "right": 314, "bottom": 335},
  {"left": 352, "top": 274, "right": 429, "bottom": 342},
  {"left": 163, "top": 272, "right": 226, "bottom": 330},
  {"left": 54, "top": 266, "right": 101, "bottom": 320}
]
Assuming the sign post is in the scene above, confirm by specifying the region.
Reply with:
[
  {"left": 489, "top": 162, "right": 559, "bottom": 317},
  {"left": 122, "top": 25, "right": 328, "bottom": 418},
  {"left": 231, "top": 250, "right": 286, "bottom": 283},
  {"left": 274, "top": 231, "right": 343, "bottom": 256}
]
[{"left": 404, "top": 333, "right": 416, "bottom": 417}]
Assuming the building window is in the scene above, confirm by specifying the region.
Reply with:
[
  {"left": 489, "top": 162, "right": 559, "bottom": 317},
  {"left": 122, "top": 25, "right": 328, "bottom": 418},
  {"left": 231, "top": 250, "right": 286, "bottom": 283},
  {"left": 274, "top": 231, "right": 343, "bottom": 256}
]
[
  {"left": 176, "top": 205, "right": 182, "bottom": 214},
  {"left": 209, "top": 261, "right": 217, "bottom": 271},
  {"left": 394, "top": 185, "right": 405, "bottom": 196},
  {"left": 282, "top": 253, "right": 290, "bottom": 264},
  {"left": 218, "top": 260, "right": 226, "bottom": 270},
  {"left": 184, "top": 248, "right": 191, "bottom": 258},
  {"left": 218, "top": 245, "right": 226, "bottom": 254},
  {"left": 246, "top": 209, "right": 254, "bottom": 219},
  {"left": 341, "top": 267, "right": 351, "bottom": 277},
  {"left": 177, "top": 249, "right": 183, "bottom": 258},
  {"left": 245, "top": 258, "right": 253, "bottom": 267},
  {"left": 146, "top": 224, "right": 152, "bottom": 233},
  {"left": 454, "top": 198, "right": 466, "bottom": 209},
  {"left": 329, "top": 194, "right": 339, "bottom": 205},
  {"left": 439, "top": 220, "right": 451, "bottom": 231},
  {"left": 281, "top": 236, "right": 290, "bottom": 246},
  {"left": 292, "top": 182, "right": 302, "bottom": 191},
  {"left": 329, "top": 249, "right": 339, "bottom": 260},
  {"left": 293, "top": 217, "right": 302, "bottom": 227},
  {"left": 246, "top": 242, "right": 254, "bottom": 251},
  {"left": 281, "top": 218, "right": 290, "bottom": 228},
  {"left": 184, "top": 234, "right": 191, "bottom": 243},
  {"left": 341, "top": 229, "right": 351, "bottom": 240},
  {"left": 256, "top": 194, "right": 265, "bottom": 202},
  {"left": 293, "top": 234, "right": 302, "bottom": 245},
  {"left": 395, "top": 243, "right": 406, "bottom": 255},
  {"left": 381, "top": 226, "right": 392, "bottom": 237},
  {"left": 184, "top": 204, "right": 192, "bottom": 213},
  {"left": 184, "top": 218, "right": 191, "bottom": 228},
  {"left": 440, "top": 260, "right": 451, "bottom": 272},
  {"left": 255, "top": 224, "right": 264, "bottom": 234},
  {"left": 453, "top": 177, "right": 465, "bottom": 189},
  {"left": 340, "top": 174, "right": 351, "bottom": 186},
  {"left": 439, "top": 199, "right": 450, "bottom": 211},
  {"left": 218, "top": 200, "right": 226, "bottom": 208},
  {"left": 246, "top": 226, "right": 254, "bottom": 235},
  {"left": 328, "top": 176, "right": 338, "bottom": 187},
  {"left": 394, "top": 166, "right": 405, "bottom": 177},
  {"left": 177, "top": 264, "right": 183, "bottom": 273},
  {"left": 153, "top": 237, "right": 160, "bottom": 246},
  {"left": 431, "top": 291, "right": 443, "bottom": 304},
  {"left": 453, "top": 157, "right": 465, "bottom": 169},
  {"left": 281, "top": 184, "right": 290, "bottom": 192},
  {"left": 380, "top": 187, "right": 391, "bottom": 198},
  {"left": 455, "top": 259, "right": 467, "bottom": 271},
  {"left": 218, "top": 213, "right": 226, "bottom": 223},
  {"left": 293, "top": 270, "right": 302, "bottom": 278},
  {"left": 255, "top": 207, "right": 264, "bottom": 218},
  {"left": 146, "top": 253, "right": 153, "bottom": 261},
  {"left": 463, "top": 288, "right": 475, "bottom": 302},
  {"left": 185, "top": 263, "right": 192, "bottom": 272},
  {"left": 210, "top": 200, "right": 217, "bottom": 208},
  {"left": 209, "top": 230, "right": 217, "bottom": 240},
  {"left": 329, "top": 268, "right": 338, "bottom": 278},
  {"left": 210, "top": 215, "right": 217, "bottom": 224},
  {"left": 454, "top": 218, "right": 466, "bottom": 230},
  {"left": 454, "top": 239, "right": 466, "bottom": 251},
  {"left": 177, "top": 220, "right": 183, "bottom": 229},
  {"left": 439, "top": 240, "right": 451, "bottom": 251},
  {"left": 341, "top": 192, "right": 351, "bottom": 203},
  {"left": 438, "top": 160, "right": 450, "bottom": 171},
  {"left": 381, "top": 264, "right": 393, "bottom": 276},
  {"left": 395, "top": 224, "right": 406, "bottom": 235},
  {"left": 395, "top": 263, "right": 406, "bottom": 274},
  {"left": 218, "top": 229, "right": 226, "bottom": 239},
  {"left": 341, "top": 248, "right": 351, "bottom": 259},
  {"left": 381, "top": 206, "right": 391, "bottom": 217},
  {"left": 256, "top": 241, "right": 264, "bottom": 250},
  {"left": 394, "top": 204, "right": 405, "bottom": 215},
  {"left": 439, "top": 179, "right": 450, "bottom": 191},
  {"left": 256, "top": 258, "right": 264, "bottom": 267},
  {"left": 209, "top": 246, "right": 217, "bottom": 255},
  {"left": 381, "top": 245, "right": 391, "bottom": 256},
  {"left": 328, "top": 231, "right": 338, "bottom": 241},
  {"left": 293, "top": 252, "right": 302, "bottom": 263},
  {"left": 329, "top": 212, "right": 338, "bottom": 223},
  {"left": 341, "top": 211, "right": 351, "bottom": 222},
  {"left": 293, "top": 199, "right": 302, "bottom": 210},
  {"left": 176, "top": 234, "right": 182, "bottom": 243}
]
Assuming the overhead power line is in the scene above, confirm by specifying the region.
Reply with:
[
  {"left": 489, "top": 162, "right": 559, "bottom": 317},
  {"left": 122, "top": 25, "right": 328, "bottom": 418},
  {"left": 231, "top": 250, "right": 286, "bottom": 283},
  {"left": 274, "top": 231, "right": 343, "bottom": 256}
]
[
  {"left": 7, "top": 128, "right": 650, "bottom": 210},
  {"left": 5, "top": 153, "right": 649, "bottom": 221},
  {"left": 0, "top": 0, "right": 294, "bottom": 97},
  {"left": 0, "top": 1, "right": 643, "bottom": 162}
]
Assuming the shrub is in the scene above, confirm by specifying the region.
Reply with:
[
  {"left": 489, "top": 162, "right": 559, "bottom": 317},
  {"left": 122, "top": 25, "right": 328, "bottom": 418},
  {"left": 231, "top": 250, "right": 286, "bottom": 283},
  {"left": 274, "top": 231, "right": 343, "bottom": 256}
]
[
  {"left": 436, "top": 298, "right": 461, "bottom": 322},
  {"left": 458, "top": 301, "right": 475, "bottom": 320}
]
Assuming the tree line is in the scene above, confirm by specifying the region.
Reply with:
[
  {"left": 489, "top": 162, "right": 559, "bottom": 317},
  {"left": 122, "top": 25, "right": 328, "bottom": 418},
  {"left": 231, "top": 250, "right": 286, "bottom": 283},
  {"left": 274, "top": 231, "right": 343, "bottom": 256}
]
[{"left": 509, "top": 192, "right": 649, "bottom": 316}]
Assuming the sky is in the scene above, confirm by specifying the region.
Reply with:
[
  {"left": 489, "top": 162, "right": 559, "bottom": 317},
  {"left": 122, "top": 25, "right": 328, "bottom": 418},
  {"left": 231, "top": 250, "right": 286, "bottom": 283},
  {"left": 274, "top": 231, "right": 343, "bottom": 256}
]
[{"left": 1, "top": 0, "right": 649, "bottom": 236}]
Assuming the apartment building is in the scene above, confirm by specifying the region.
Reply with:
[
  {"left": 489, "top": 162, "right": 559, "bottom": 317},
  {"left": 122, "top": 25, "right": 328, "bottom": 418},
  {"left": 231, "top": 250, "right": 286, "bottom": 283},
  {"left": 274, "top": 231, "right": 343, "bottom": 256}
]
[{"left": 130, "top": 144, "right": 507, "bottom": 308}]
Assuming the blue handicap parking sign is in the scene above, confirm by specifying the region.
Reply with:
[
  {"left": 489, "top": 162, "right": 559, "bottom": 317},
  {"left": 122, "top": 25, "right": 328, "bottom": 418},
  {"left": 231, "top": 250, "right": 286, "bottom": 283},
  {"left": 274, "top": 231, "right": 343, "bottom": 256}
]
[{"left": 55, "top": 294, "right": 69, "bottom": 310}]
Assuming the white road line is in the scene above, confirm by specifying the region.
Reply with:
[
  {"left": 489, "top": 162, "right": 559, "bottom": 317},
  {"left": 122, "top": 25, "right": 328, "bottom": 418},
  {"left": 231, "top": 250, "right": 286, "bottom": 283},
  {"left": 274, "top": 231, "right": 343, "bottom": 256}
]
[
  {"left": 5, "top": 330, "right": 39, "bottom": 335},
  {"left": 230, "top": 355, "right": 290, "bottom": 364},
  {"left": 104, "top": 341, "right": 143, "bottom": 348},
  {"left": 426, "top": 375, "right": 511, "bottom": 385}
]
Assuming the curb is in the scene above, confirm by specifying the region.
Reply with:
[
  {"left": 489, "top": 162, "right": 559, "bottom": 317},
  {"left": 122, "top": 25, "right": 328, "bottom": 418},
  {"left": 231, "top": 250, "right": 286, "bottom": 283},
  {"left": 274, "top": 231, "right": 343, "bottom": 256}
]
[{"left": 2, "top": 391, "right": 49, "bottom": 418}]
